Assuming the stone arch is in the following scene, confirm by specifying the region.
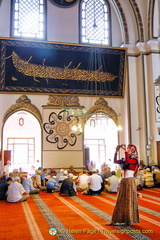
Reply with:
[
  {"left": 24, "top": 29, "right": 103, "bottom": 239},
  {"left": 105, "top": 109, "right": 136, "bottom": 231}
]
[
  {"left": 111, "top": 0, "right": 129, "bottom": 44},
  {"left": 3, "top": 95, "right": 42, "bottom": 124},
  {"left": 112, "top": 0, "right": 144, "bottom": 44},
  {"left": 84, "top": 97, "right": 119, "bottom": 125},
  {"left": 129, "top": 0, "right": 144, "bottom": 42}
]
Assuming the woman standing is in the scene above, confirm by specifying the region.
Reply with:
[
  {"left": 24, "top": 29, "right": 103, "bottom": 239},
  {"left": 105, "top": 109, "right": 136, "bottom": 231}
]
[{"left": 107, "top": 144, "right": 139, "bottom": 226}]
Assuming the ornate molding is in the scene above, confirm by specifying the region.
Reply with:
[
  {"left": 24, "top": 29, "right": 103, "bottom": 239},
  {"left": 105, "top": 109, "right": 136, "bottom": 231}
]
[
  {"left": 130, "top": 0, "right": 144, "bottom": 42},
  {"left": 3, "top": 95, "right": 42, "bottom": 123},
  {"left": 148, "top": 0, "right": 153, "bottom": 40},
  {"left": 85, "top": 97, "right": 119, "bottom": 125},
  {"left": 47, "top": 95, "right": 81, "bottom": 107},
  {"left": 114, "top": 0, "right": 129, "bottom": 44}
]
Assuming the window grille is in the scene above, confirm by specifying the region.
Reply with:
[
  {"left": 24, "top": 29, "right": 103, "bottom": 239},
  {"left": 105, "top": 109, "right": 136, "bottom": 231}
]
[
  {"left": 80, "top": 0, "right": 111, "bottom": 45},
  {"left": 11, "top": 0, "right": 46, "bottom": 40}
]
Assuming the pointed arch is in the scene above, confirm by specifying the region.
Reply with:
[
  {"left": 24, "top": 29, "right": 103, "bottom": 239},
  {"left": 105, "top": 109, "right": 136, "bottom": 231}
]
[
  {"left": 3, "top": 95, "right": 42, "bottom": 124},
  {"left": 84, "top": 97, "right": 119, "bottom": 125},
  {"left": 111, "top": 0, "right": 129, "bottom": 44}
]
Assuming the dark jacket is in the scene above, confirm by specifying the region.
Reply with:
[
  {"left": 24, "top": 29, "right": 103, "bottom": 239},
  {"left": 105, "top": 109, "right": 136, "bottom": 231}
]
[
  {"left": 0, "top": 182, "right": 9, "bottom": 200},
  {"left": 60, "top": 178, "right": 76, "bottom": 196}
]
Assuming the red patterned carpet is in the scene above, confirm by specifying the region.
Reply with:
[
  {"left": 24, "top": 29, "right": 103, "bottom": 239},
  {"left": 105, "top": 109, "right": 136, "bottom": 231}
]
[{"left": 0, "top": 188, "right": 159, "bottom": 240}]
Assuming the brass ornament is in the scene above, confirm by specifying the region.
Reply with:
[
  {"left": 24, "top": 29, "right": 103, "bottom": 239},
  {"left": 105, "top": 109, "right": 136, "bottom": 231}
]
[{"left": 3, "top": 95, "right": 42, "bottom": 123}]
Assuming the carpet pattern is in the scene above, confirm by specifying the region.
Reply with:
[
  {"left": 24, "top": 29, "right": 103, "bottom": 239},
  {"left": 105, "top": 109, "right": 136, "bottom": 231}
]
[
  {"left": 0, "top": 188, "right": 159, "bottom": 240},
  {"left": 32, "top": 194, "right": 75, "bottom": 240}
]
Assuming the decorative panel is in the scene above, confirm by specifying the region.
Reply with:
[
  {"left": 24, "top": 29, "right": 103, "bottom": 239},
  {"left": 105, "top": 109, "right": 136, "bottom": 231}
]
[{"left": 0, "top": 38, "right": 126, "bottom": 96}]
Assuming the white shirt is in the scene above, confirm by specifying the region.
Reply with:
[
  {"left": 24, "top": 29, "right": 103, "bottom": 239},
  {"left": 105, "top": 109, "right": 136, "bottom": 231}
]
[
  {"left": 106, "top": 175, "right": 119, "bottom": 192},
  {"left": 7, "top": 181, "right": 25, "bottom": 202},
  {"left": 122, "top": 169, "right": 135, "bottom": 178},
  {"left": 77, "top": 174, "right": 89, "bottom": 189},
  {"left": 88, "top": 174, "right": 103, "bottom": 191},
  {"left": 23, "top": 178, "right": 35, "bottom": 193},
  {"left": 3, "top": 164, "right": 12, "bottom": 174}
]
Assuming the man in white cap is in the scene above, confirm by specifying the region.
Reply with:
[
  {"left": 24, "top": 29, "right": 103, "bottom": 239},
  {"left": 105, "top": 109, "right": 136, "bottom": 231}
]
[
  {"left": 60, "top": 173, "right": 77, "bottom": 196},
  {"left": 7, "top": 176, "right": 30, "bottom": 203},
  {"left": 58, "top": 170, "right": 68, "bottom": 185}
]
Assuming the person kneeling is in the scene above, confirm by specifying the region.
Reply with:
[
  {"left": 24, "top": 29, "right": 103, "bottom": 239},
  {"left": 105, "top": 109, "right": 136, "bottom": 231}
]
[
  {"left": 60, "top": 173, "right": 77, "bottom": 196},
  {"left": 46, "top": 176, "right": 59, "bottom": 193}
]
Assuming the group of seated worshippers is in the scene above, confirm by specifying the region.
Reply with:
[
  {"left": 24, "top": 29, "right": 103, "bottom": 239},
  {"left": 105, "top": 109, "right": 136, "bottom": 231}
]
[
  {"left": 0, "top": 165, "right": 43, "bottom": 203},
  {"left": 0, "top": 176, "right": 30, "bottom": 203},
  {"left": 103, "top": 164, "right": 160, "bottom": 193},
  {"left": 135, "top": 165, "right": 160, "bottom": 189},
  {"left": 36, "top": 166, "right": 105, "bottom": 196},
  {"left": 2, "top": 163, "right": 158, "bottom": 201}
]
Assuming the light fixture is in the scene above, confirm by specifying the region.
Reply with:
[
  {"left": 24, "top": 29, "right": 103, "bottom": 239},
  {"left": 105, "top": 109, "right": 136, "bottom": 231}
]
[
  {"left": 71, "top": 123, "right": 83, "bottom": 134},
  {"left": 117, "top": 125, "right": 122, "bottom": 131}
]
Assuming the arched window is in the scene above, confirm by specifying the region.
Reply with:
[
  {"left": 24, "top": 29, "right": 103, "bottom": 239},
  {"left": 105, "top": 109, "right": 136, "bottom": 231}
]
[
  {"left": 11, "top": 0, "right": 47, "bottom": 40},
  {"left": 80, "top": 0, "right": 111, "bottom": 45}
]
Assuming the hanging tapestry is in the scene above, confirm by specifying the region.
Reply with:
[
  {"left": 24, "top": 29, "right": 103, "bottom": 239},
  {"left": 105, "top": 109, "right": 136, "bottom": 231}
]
[{"left": 0, "top": 38, "right": 126, "bottom": 96}]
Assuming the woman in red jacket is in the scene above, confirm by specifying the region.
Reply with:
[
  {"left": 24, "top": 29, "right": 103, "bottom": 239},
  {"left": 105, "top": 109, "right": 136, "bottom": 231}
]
[
  {"left": 107, "top": 144, "right": 140, "bottom": 226},
  {"left": 114, "top": 144, "right": 138, "bottom": 177}
]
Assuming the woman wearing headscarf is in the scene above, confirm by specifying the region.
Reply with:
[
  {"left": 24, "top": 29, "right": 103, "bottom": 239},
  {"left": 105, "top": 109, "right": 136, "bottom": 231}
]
[{"left": 107, "top": 144, "right": 140, "bottom": 226}]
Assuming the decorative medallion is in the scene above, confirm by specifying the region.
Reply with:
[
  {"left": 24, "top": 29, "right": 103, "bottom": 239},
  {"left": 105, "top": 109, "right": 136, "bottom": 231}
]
[
  {"left": 50, "top": 0, "right": 78, "bottom": 8},
  {"left": 55, "top": 122, "right": 70, "bottom": 137},
  {"left": 43, "top": 110, "right": 82, "bottom": 149}
]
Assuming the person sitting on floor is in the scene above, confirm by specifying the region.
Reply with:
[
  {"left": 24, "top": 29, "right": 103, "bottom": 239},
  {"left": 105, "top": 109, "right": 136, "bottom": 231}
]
[
  {"left": 101, "top": 167, "right": 112, "bottom": 179},
  {"left": 41, "top": 168, "right": 48, "bottom": 187},
  {"left": 0, "top": 172, "right": 6, "bottom": 184},
  {"left": 69, "top": 165, "right": 76, "bottom": 173},
  {"left": 105, "top": 171, "right": 120, "bottom": 193},
  {"left": 58, "top": 170, "right": 68, "bottom": 186},
  {"left": 60, "top": 173, "right": 77, "bottom": 196},
  {"left": 9, "top": 172, "right": 15, "bottom": 181},
  {"left": 88, "top": 161, "right": 96, "bottom": 172},
  {"left": 56, "top": 169, "right": 64, "bottom": 183},
  {"left": 22, "top": 176, "right": 40, "bottom": 194},
  {"left": 46, "top": 176, "right": 59, "bottom": 193},
  {"left": 48, "top": 168, "right": 57, "bottom": 176},
  {"left": 76, "top": 169, "right": 89, "bottom": 191},
  {"left": 82, "top": 168, "right": 103, "bottom": 195},
  {"left": 142, "top": 167, "right": 154, "bottom": 188},
  {"left": 7, "top": 176, "right": 30, "bottom": 203},
  {"left": 34, "top": 170, "right": 46, "bottom": 191},
  {"left": 0, "top": 177, "right": 13, "bottom": 200}
]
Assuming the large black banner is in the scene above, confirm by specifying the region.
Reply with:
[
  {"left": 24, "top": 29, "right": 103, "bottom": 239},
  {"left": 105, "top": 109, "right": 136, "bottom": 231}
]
[{"left": 0, "top": 38, "right": 126, "bottom": 96}]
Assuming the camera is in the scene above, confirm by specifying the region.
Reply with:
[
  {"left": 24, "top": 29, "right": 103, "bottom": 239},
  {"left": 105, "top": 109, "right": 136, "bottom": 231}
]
[{"left": 118, "top": 144, "right": 123, "bottom": 147}]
